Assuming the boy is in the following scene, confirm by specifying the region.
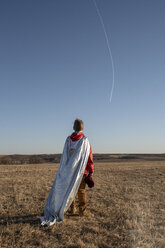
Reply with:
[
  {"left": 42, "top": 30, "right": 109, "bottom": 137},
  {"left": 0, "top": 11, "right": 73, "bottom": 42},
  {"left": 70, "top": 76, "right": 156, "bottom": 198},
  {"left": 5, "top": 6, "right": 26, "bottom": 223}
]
[
  {"left": 70, "top": 118, "right": 94, "bottom": 217},
  {"left": 40, "top": 118, "right": 94, "bottom": 226}
]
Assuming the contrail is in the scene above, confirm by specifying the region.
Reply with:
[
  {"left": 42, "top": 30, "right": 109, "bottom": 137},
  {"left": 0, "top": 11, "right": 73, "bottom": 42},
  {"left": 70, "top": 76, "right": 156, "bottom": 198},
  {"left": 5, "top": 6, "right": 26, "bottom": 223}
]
[{"left": 92, "top": 0, "right": 115, "bottom": 102}]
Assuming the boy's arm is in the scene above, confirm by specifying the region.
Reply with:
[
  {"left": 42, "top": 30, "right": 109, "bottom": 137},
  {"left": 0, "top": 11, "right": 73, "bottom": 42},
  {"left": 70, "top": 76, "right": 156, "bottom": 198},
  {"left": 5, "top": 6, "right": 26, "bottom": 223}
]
[{"left": 86, "top": 145, "right": 94, "bottom": 174}]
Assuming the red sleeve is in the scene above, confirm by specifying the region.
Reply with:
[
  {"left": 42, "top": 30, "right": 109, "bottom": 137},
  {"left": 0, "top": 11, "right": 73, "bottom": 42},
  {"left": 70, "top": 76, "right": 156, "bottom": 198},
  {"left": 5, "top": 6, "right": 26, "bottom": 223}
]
[{"left": 86, "top": 145, "right": 94, "bottom": 173}]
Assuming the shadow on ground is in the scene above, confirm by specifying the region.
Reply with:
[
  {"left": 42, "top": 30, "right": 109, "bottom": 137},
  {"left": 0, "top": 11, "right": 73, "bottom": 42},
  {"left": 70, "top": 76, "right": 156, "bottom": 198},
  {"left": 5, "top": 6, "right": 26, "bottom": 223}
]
[{"left": 0, "top": 214, "right": 42, "bottom": 226}]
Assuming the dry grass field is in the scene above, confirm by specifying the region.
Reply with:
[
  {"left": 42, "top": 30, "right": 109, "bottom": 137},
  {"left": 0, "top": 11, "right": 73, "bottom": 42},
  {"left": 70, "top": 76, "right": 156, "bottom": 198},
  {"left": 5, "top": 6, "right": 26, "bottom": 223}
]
[{"left": 0, "top": 161, "right": 165, "bottom": 248}]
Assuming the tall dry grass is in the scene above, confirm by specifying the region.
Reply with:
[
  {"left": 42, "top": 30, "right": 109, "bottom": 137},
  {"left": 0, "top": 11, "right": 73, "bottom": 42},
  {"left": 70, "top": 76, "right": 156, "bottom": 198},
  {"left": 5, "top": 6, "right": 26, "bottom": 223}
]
[{"left": 0, "top": 161, "right": 164, "bottom": 248}]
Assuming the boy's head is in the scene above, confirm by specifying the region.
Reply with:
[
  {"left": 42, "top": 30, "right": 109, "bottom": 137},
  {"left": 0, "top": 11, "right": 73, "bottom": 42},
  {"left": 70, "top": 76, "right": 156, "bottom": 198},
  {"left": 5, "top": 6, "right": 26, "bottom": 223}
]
[{"left": 73, "top": 118, "right": 84, "bottom": 132}]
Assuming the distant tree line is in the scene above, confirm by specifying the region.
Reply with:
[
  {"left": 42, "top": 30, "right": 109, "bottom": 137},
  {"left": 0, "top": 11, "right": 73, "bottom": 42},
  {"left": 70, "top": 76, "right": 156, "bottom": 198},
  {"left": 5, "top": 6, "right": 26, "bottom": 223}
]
[
  {"left": 1, "top": 153, "right": 164, "bottom": 165},
  {"left": 0, "top": 154, "right": 62, "bottom": 165},
  {"left": 0, "top": 156, "right": 44, "bottom": 165}
]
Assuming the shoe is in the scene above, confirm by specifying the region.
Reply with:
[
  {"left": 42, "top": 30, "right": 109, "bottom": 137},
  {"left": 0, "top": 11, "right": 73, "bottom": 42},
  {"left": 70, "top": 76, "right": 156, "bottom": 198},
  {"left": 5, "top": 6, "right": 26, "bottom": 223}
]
[
  {"left": 79, "top": 209, "right": 94, "bottom": 217},
  {"left": 70, "top": 207, "right": 78, "bottom": 215}
]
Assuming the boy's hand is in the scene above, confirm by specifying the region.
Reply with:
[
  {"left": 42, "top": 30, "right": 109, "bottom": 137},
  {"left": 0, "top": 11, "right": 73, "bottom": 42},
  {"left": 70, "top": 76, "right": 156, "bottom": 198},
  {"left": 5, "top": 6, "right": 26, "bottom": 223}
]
[{"left": 85, "top": 173, "right": 94, "bottom": 188}]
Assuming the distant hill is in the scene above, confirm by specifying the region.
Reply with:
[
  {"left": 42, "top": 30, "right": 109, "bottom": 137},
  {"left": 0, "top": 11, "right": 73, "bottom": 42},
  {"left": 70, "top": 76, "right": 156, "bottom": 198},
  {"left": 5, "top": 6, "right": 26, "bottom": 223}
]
[{"left": 0, "top": 153, "right": 165, "bottom": 164}]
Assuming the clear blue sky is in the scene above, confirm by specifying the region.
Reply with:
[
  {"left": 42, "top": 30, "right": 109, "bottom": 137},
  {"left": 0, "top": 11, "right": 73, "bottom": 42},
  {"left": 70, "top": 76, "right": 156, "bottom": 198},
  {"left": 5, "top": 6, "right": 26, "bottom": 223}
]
[{"left": 0, "top": 0, "right": 165, "bottom": 154}]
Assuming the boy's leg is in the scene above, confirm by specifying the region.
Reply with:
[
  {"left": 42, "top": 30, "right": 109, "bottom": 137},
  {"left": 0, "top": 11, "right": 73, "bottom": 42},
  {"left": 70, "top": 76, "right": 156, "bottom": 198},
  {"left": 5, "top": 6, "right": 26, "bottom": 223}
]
[
  {"left": 78, "top": 175, "right": 87, "bottom": 214},
  {"left": 78, "top": 175, "right": 94, "bottom": 217},
  {"left": 70, "top": 197, "right": 77, "bottom": 214}
]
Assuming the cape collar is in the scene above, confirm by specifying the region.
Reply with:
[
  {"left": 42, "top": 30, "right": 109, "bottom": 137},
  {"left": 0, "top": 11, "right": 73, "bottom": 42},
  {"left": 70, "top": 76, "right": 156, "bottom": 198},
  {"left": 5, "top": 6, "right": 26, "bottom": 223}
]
[{"left": 70, "top": 132, "right": 84, "bottom": 141}]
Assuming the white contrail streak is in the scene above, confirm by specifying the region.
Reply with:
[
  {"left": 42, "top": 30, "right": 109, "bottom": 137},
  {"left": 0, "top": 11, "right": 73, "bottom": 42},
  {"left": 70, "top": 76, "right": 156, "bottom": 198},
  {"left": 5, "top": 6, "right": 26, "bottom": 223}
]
[{"left": 92, "top": 0, "right": 115, "bottom": 102}]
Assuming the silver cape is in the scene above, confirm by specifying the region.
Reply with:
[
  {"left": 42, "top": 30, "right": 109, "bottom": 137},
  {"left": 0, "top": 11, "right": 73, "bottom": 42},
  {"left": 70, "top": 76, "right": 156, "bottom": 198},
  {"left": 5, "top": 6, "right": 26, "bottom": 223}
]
[{"left": 40, "top": 135, "right": 90, "bottom": 226}]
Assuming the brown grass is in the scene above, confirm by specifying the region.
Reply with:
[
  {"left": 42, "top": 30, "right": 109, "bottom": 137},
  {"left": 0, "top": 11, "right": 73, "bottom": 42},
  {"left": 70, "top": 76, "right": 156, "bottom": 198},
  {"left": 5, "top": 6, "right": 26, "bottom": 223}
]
[{"left": 0, "top": 161, "right": 165, "bottom": 248}]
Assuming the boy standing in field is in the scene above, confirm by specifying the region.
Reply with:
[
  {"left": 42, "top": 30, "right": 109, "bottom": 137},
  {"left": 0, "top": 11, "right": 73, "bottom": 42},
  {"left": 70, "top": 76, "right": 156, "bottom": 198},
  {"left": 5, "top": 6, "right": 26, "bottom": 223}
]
[
  {"left": 70, "top": 118, "right": 94, "bottom": 217},
  {"left": 40, "top": 118, "right": 94, "bottom": 226}
]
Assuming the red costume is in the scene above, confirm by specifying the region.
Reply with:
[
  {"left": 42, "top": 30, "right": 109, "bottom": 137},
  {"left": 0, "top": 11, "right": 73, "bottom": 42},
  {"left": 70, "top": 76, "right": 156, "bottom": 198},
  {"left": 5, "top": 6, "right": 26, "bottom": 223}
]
[{"left": 70, "top": 132, "right": 94, "bottom": 175}]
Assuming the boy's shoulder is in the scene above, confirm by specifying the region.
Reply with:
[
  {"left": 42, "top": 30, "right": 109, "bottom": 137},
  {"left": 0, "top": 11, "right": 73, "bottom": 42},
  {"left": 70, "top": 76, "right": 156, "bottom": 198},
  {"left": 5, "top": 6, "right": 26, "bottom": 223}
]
[{"left": 82, "top": 135, "right": 90, "bottom": 143}]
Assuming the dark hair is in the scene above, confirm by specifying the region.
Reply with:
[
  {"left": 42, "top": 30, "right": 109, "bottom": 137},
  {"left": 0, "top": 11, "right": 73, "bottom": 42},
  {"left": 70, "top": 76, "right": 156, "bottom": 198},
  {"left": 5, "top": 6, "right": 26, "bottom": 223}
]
[{"left": 73, "top": 118, "right": 84, "bottom": 132}]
